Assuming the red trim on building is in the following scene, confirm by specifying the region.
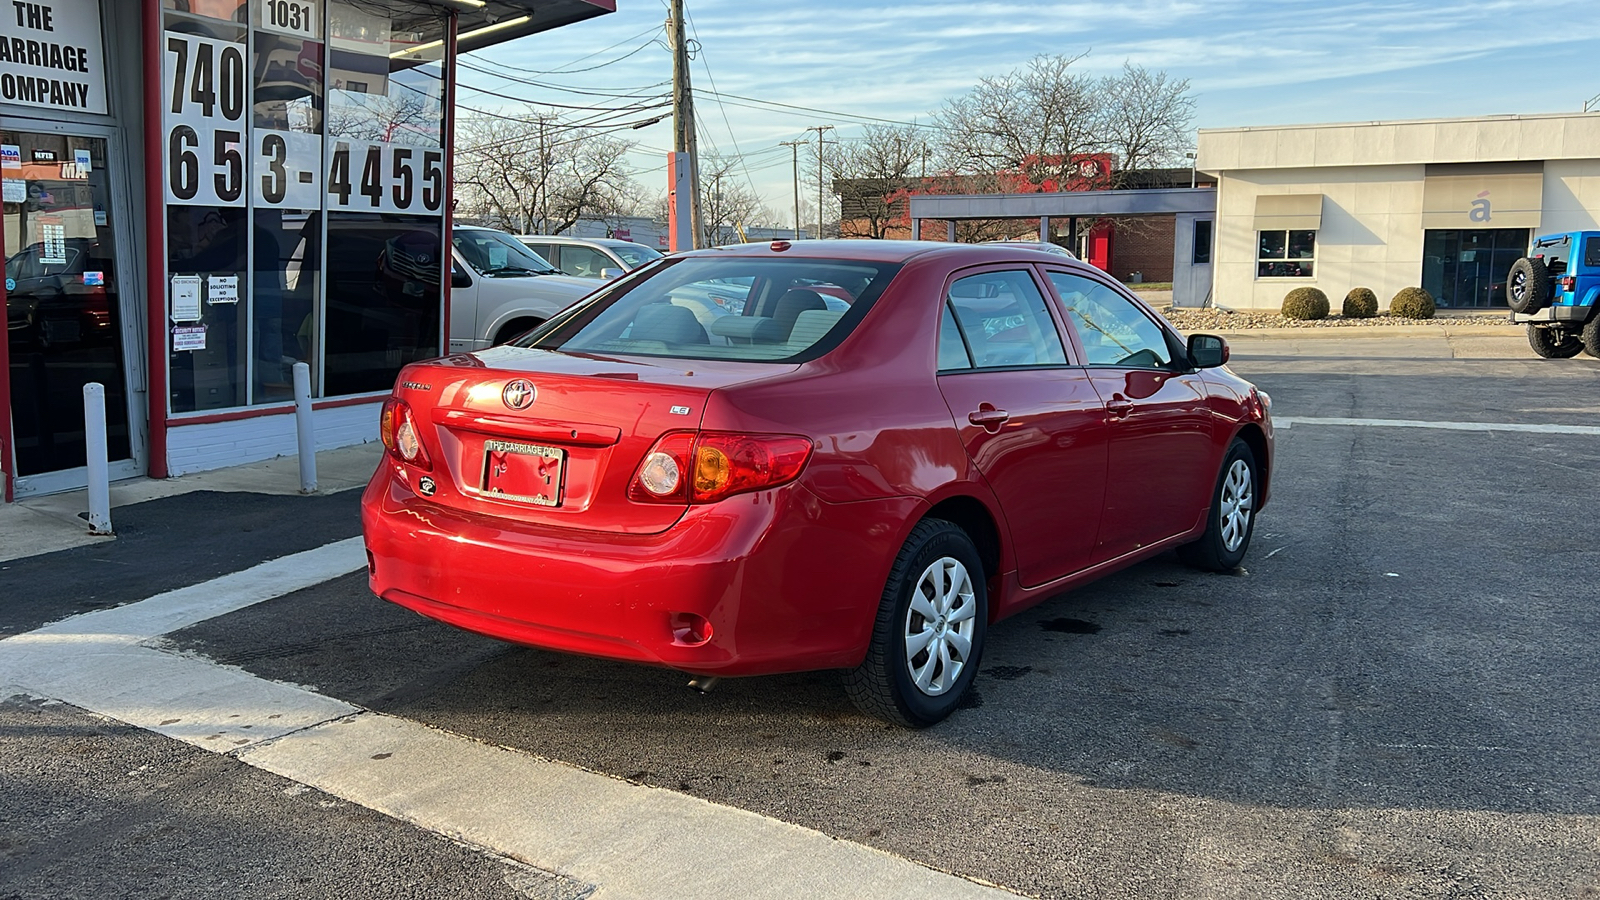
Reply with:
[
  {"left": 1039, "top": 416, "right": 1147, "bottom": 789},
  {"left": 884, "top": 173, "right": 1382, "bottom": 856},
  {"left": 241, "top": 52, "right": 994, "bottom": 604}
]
[
  {"left": 442, "top": 11, "right": 457, "bottom": 356},
  {"left": 143, "top": 0, "right": 169, "bottom": 479},
  {"left": 168, "top": 394, "right": 386, "bottom": 428},
  {"left": 0, "top": 198, "right": 12, "bottom": 503}
]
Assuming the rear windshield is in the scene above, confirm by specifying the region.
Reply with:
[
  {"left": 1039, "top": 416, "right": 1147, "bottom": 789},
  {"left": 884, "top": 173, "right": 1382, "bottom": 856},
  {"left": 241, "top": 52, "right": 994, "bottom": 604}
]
[{"left": 517, "top": 257, "right": 901, "bottom": 362}]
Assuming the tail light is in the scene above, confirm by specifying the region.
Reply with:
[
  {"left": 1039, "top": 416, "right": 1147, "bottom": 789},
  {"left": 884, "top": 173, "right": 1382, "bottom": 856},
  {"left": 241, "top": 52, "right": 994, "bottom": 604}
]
[
  {"left": 630, "top": 431, "right": 814, "bottom": 504},
  {"left": 379, "top": 398, "right": 432, "bottom": 471},
  {"left": 1560, "top": 276, "right": 1576, "bottom": 291}
]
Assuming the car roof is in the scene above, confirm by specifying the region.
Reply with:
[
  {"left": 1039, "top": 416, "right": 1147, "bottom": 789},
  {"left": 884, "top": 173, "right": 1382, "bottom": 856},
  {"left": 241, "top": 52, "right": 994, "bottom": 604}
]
[
  {"left": 676, "top": 239, "right": 1100, "bottom": 269},
  {"left": 517, "top": 234, "right": 646, "bottom": 248}
]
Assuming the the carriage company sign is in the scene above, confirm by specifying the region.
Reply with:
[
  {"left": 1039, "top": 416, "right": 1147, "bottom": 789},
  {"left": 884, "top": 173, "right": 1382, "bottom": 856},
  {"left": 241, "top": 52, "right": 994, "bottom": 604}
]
[{"left": 0, "top": 0, "right": 108, "bottom": 114}]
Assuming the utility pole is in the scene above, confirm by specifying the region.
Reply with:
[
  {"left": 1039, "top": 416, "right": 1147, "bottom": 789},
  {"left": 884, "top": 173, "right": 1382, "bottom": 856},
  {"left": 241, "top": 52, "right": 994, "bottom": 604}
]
[
  {"left": 668, "top": 0, "right": 703, "bottom": 248},
  {"left": 807, "top": 124, "right": 835, "bottom": 240},
  {"left": 708, "top": 170, "right": 722, "bottom": 245},
  {"left": 779, "top": 139, "right": 805, "bottom": 240}
]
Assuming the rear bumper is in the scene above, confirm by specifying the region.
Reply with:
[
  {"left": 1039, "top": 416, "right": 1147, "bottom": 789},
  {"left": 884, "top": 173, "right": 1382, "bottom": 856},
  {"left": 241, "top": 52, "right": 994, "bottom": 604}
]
[
  {"left": 1512, "top": 305, "right": 1594, "bottom": 324},
  {"left": 361, "top": 464, "right": 921, "bottom": 676}
]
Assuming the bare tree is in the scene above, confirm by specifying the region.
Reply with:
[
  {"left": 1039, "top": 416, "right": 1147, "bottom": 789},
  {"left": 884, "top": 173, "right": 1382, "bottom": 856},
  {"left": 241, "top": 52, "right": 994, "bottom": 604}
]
[
  {"left": 453, "top": 109, "right": 638, "bottom": 235},
  {"left": 832, "top": 125, "right": 930, "bottom": 239},
  {"left": 1097, "top": 63, "right": 1196, "bottom": 187},
  {"left": 934, "top": 53, "right": 1103, "bottom": 189},
  {"left": 699, "top": 157, "right": 776, "bottom": 245}
]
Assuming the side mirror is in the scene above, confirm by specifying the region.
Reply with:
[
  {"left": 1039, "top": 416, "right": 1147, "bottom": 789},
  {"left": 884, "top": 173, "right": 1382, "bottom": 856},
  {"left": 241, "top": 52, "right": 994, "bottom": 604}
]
[
  {"left": 1187, "top": 333, "right": 1229, "bottom": 369},
  {"left": 599, "top": 267, "right": 625, "bottom": 280},
  {"left": 451, "top": 267, "right": 472, "bottom": 289}
]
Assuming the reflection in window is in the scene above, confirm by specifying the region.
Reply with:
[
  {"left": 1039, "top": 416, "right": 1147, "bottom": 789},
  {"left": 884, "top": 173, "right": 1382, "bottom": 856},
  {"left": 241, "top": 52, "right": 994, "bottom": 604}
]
[
  {"left": 327, "top": 0, "right": 446, "bottom": 148},
  {"left": 168, "top": 205, "right": 249, "bottom": 411},
  {"left": 1193, "top": 220, "right": 1212, "bottom": 265},
  {"left": 1046, "top": 272, "right": 1174, "bottom": 368},
  {"left": 944, "top": 271, "right": 1067, "bottom": 368},
  {"left": 322, "top": 212, "right": 442, "bottom": 395},
  {"left": 1257, "top": 228, "right": 1316, "bottom": 278},
  {"left": 252, "top": 208, "right": 319, "bottom": 401}
]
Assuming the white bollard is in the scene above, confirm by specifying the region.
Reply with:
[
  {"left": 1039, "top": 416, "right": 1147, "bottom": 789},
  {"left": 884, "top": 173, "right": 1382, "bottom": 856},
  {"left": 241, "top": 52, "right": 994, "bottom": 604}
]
[
  {"left": 83, "top": 382, "right": 112, "bottom": 535},
  {"left": 293, "top": 362, "right": 317, "bottom": 494}
]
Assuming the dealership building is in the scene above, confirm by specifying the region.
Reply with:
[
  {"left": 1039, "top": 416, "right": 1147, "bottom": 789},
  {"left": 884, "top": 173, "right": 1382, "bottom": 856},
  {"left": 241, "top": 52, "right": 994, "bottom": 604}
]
[
  {"left": 1, "top": 0, "right": 613, "bottom": 502},
  {"left": 1195, "top": 111, "right": 1600, "bottom": 310}
]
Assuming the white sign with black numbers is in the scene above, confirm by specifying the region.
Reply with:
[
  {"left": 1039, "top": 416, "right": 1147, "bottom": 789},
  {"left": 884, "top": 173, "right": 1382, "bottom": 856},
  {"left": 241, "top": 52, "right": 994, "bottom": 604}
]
[
  {"left": 255, "top": 128, "right": 323, "bottom": 210},
  {"left": 325, "top": 138, "right": 444, "bottom": 216},
  {"left": 162, "top": 32, "right": 247, "bottom": 208},
  {"left": 256, "top": 0, "right": 320, "bottom": 39}
]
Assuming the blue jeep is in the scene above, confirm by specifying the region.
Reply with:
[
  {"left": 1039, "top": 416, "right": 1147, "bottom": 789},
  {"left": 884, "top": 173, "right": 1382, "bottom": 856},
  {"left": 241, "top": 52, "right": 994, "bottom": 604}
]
[{"left": 1507, "top": 231, "right": 1600, "bottom": 358}]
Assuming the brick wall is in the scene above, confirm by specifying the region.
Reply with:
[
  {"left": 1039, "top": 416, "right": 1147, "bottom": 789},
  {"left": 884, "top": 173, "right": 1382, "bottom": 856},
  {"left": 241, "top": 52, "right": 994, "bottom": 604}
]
[{"left": 1108, "top": 215, "right": 1176, "bottom": 283}]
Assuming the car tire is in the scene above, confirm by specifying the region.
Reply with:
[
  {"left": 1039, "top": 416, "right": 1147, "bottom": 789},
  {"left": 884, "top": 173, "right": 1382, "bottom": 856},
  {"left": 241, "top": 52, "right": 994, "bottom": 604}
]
[
  {"left": 1507, "top": 257, "right": 1549, "bottom": 315},
  {"left": 1584, "top": 317, "right": 1600, "bottom": 360},
  {"left": 1528, "top": 324, "right": 1584, "bottom": 359},
  {"left": 844, "top": 519, "right": 987, "bottom": 728},
  {"left": 1178, "top": 438, "right": 1259, "bottom": 572}
]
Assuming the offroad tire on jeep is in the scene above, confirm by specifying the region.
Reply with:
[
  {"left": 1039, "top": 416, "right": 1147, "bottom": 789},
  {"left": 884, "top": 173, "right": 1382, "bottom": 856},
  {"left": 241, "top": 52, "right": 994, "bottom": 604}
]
[
  {"left": 1507, "top": 257, "right": 1550, "bottom": 314},
  {"left": 1584, "top": 317, "right": 1600, "bottom": 360},
  {"left": 1528, "top": 325, "right": 1584, "bottom": 359}
]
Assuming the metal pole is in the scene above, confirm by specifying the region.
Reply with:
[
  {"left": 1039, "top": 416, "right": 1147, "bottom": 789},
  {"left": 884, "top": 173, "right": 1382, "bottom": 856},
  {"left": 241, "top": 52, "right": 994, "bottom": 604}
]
[
  {"left": 669, "top": 0, "right": 703, "bottom": 248},
  {"left": 293, "top": 362, "right": 317, "bottom": 494},
  {"left": 83, "top": 383, "right": 112, "bottom": 535},
  {"left": 808, "top": 125, "right": 834, "bottom": 239},
  {"left": 780, "top": 140, "right": 804, "bottom": 240}
]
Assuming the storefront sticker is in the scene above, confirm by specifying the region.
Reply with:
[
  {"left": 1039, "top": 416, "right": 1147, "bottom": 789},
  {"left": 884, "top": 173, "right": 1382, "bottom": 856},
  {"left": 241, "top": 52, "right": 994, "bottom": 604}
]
[
  {"left": 83, "top": 271, "right": 103, "bottom": 286},
  {"left": 74, "top": 148, "right": 91, "bottom": 176},
  {"left": 93, "top": 203, "right": 106, "bottom": 226},
  {"left": 40, "top": 221, "right": 66, "bottom": 264},
  {"left": 0, "top": 145, "right": 19, "bottom": 169},
  {"left": 0, "top": 0, "right": 110, "bottom": 114},
  {"left": 2, "top": 178, "right": 24, "bottom": 203},
  {"left": 162, "top": 32, "right": 248, "bottom": 208},
  {"left": 207, "top": 275, "right": 239, "bottom": 304},
  {"left": 172, "top": 325, "right": 208, "bottom": 352},
  {"left": 170, "top": 275, "right": 202, "bottom": 322}
]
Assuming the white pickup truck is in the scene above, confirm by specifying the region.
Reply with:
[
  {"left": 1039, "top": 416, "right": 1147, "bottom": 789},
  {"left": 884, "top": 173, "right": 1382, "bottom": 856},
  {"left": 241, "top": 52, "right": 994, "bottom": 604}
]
[{"left": 447, "top": 226, "right": 599, "bottom": 353}]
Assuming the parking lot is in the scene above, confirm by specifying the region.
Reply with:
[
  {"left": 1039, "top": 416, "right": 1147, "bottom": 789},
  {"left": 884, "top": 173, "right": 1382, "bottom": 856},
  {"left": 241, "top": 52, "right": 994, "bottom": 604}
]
[{"left": 5, "top": 330, "right": 1600, "bottom": 899}]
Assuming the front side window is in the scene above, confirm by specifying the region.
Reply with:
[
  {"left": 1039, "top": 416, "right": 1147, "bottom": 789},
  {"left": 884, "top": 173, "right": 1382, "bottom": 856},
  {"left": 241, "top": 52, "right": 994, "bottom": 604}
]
[
  {"left": 612, "top": 243, "right": 663, "bottom": 269},
  {"left": 1257, "top": 229, "right": 1316, "bottom": 277},
  {"left": 1047, "top": 272, "right": 1175, "bottom": 369},
  {"left": 522, "top": 258, "right": 899, "bottom": 363},
  {"left": 1585, "top": 236, "right": 1600, "bottom": 269},
  {"left": 943, "top": 270, "right": 1068, "bottom": 368},
  {"left": 558, "top": 245, "right": 613, "bottom": 278}
]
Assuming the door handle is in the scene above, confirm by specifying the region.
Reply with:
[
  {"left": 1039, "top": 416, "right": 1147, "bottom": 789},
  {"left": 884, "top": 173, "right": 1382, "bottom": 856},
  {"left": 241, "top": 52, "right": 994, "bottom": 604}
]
[
  {"left": 1106, "top": 399, "right": 1134, "bottom": 419},
  {"left": 968, "top": 407, "right": 1010, "bottom": 430}
]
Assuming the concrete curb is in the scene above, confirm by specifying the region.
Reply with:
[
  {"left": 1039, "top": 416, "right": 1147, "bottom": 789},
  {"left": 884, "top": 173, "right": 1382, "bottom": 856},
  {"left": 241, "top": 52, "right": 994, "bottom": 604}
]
[{"left": 1214, "top": 324, "right": 1524, "bottom": 340}]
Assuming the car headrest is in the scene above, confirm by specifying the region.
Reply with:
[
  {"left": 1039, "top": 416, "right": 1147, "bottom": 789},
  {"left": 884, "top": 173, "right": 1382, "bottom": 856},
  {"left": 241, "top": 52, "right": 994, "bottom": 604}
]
[{"left": 631, "top": 303, "right": 709, "bottom": 345}]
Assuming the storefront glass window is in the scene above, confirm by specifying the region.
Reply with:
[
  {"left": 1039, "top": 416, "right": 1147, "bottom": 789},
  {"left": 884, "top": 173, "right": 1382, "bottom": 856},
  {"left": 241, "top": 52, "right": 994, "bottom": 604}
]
[
  {"left": 1257, "top": 229, "right": 1316, "bottom": 278},
  {"left": 322, "top": 211, "right": 441, "bottom": 395}
]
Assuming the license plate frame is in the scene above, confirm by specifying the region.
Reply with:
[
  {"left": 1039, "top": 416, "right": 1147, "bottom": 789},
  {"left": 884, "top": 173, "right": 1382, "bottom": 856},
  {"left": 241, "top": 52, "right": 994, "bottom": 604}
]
[{"left": 479, "top": 439, "right": 566, "bottom": 507}]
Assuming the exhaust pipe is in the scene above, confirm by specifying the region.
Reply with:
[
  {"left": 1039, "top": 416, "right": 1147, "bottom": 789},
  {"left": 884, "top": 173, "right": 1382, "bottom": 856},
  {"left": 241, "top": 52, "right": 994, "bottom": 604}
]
[{"left": 687, "top": 676, "right": 720, "bottom": 694}]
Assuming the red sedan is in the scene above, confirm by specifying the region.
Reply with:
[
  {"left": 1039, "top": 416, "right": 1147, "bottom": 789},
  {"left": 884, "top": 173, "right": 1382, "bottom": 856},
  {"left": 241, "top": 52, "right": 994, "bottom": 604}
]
[{"left": 362, "top": 240, "right": 1273, "bottom": 726}]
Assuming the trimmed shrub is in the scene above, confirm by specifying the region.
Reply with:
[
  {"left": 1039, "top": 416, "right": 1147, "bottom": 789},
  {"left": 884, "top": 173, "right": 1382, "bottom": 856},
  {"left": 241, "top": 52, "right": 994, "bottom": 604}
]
[
  {"left": 1281, "top": 287, "right": 1330, "bottom": 321},
  {"left": 1389, "top": 287, "right": 1437, "bottom": 319},
  {"left": 1342, "top": 287, "right": 1379, "bottom": 318}
]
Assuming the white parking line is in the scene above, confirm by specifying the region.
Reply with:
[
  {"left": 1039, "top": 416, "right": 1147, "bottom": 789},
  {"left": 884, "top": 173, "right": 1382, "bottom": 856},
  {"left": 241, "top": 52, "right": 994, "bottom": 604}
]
[
  {"left": 0, "top": 542, "right": 1021, "bottom": 900},
  {"left": 1276, "top": 416, "right": 1600, "bottom": 436}
]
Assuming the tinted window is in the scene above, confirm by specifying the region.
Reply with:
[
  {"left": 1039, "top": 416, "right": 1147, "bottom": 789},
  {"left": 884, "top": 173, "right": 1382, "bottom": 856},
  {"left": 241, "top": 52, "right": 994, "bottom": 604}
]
[
  {"left": 1586, "top": 237, "right": 1600, "bottom": 269},
  {"left": 522, "top": 258, "right": 899, "bottom": 363},
  {"left": 944, "top": 270, "right": 1067, "bottom": 368},
  {"left": 1047, "top": 272, "right": 1174, "bottom": 368},
  {"left": 1193, "top": 220, "right": 1213, "bottom": 264},
  {"left": 322, "top": 213, "right": 443, "bottom": 395},
  {"left": 559, "top": 245, "right": 614, "bottom": 278}
]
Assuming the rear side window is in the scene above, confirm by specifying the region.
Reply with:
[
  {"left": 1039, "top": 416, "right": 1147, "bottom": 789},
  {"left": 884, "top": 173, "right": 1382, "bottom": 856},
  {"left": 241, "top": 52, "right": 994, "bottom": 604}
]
[
  {"left": 521, "top": 258, "right": 900, "bottom": 363},
  {"left": 944, "top": 270, "right": 1068, "bottom": 368},
  {"left": 559, "top": 245, "right": 613, "bottom": 278},
  {"left": 1586, "top": 237, "right": 1600, "bottom": 269}
]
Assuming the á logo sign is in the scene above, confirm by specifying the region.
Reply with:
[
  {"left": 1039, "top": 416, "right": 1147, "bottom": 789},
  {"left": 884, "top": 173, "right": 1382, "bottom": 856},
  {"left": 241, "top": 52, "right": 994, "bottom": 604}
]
[{"left": 1470, "top": 190, "right": 1492, "bottom": 223}]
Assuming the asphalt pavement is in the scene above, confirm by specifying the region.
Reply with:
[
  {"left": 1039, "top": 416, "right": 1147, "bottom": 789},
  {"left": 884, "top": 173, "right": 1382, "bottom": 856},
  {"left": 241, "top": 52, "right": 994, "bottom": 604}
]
[{"left": 3, "top": 330, "right": 1598, "bottom": 899}]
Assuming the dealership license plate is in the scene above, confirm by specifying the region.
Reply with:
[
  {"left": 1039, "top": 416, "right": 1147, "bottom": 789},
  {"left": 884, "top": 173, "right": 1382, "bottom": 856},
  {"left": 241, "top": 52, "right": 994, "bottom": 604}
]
[{"left": 480, "top": 440, "right": 565, "bottom": 507}]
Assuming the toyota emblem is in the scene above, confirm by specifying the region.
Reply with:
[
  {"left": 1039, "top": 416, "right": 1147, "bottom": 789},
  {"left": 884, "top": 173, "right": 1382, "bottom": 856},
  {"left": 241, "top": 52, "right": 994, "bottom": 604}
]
[{"left": 502, "top": 379, "right": 536, "bottom": 410}]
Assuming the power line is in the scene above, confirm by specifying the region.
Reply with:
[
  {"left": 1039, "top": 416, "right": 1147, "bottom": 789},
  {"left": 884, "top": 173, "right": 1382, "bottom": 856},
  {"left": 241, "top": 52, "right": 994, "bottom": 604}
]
[
  {"left": 684, "top": 7, "right": 763, "bottom": 215},
  {"left": 699, "top": 89, "right": 936, "bottom": 129},
  {"left": 466, "top": 24, "right": 666, "bottom": 76}
]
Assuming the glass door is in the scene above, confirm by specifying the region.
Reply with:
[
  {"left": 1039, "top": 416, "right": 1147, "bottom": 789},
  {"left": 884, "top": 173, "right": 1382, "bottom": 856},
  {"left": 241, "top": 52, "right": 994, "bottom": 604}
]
[{"left": 4, "top": 129, "right": 138, "bottom": 490}]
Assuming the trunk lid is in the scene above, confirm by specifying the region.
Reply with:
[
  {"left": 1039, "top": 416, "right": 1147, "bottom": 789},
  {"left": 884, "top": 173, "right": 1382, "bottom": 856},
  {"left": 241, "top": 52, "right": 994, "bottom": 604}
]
[{"left": 395, "top": 347, "right": 797, "bottom": 534}]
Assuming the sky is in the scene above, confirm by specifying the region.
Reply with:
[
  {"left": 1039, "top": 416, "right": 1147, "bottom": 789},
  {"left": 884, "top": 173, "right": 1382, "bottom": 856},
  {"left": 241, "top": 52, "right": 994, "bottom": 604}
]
[{"left": 461, "top": 0, "right": 1600, "bottom": 226}]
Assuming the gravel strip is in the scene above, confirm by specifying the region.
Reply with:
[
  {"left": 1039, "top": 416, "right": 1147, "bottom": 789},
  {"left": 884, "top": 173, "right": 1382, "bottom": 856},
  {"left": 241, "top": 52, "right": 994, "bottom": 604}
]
[{"left": 1157, "top": 306, "right": 1513, "bottom": 331}]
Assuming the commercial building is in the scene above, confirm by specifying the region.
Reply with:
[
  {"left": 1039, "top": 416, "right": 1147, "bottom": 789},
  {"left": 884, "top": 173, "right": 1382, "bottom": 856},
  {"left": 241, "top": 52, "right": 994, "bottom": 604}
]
[
  {"left": 1196, "top": 112, "right": 1600, "bottom": 309},
  {"left": 2, "top": 0, "right": 613, "bottom": 501}
]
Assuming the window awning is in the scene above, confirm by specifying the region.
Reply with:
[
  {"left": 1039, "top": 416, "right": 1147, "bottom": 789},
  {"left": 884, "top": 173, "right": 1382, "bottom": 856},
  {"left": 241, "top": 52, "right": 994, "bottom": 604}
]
[
  {"left": 1422, "top": 167, "right": 1543, "bottom": 229},
  {"left": 1253, "top": 194, "right": 1323, "bottom": 231}
]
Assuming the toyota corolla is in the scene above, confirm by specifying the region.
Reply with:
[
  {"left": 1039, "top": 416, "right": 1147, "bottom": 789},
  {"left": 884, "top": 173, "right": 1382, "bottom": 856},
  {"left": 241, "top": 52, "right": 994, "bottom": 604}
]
[{"left": 362, "top": 240, "right": 1273, "bottom": 726}]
